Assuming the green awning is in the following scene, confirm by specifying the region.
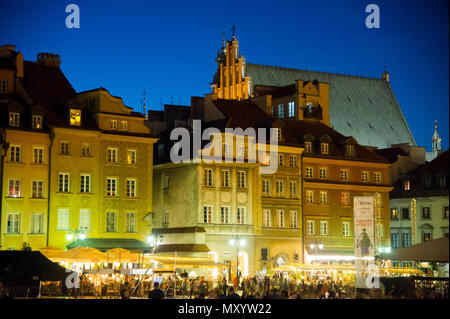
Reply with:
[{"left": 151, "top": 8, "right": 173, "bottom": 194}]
[{"left": 66, "top": 238, "right": 152, "bottom": 252}]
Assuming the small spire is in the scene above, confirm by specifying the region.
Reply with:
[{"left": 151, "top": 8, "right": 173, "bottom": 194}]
[{"left": 231, "top": 24, "right": 237, "bottom": 38}]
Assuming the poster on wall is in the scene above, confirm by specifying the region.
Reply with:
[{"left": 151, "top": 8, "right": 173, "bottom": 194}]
[{"left": 354, "top": 196, "right": 375, "bottom": 289}]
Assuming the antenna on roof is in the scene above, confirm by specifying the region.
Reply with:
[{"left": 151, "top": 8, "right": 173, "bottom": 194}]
[{"left": 141, "top": 89, "right": 148, "bottom": 120}]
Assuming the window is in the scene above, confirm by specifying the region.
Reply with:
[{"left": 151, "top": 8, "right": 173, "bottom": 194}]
[
  {"left": 376, "top": 223, "right": 384, "bottom": 239},
  {"left": 107, "top": 148, "right": 118, "bottom": 163},
  {"left": 307, "top": 220, "right": 315, "bottom": 235},
  {"left": 204, "top": 169, "right": 214, "bottom": 187},
  {"left": 340, "top": 169, "right": 349, "bottom": 181},
  {"left": 80, "top": 175, "right": 91, "bottom": 193},
  {"left": 272, "top": 128, "right": 281, "bottom": 142},
  {"left": 69, "top": 109, "right": 81, "bottom": 126},
  {"left": 277, "top": 210, "right": 285, "bottom": 228},
  {"left": 346, "top": 145, "right": 355, "bottom": 157},
  {"left": 237, "top": 207, "right": 246, "bottom": 224},
  {"left": 60, "top": 142, "right": 69, "bottom": 155},
  {"left": 402, "top": 233, "right": 411, "bottom": 247},
  {"left": 7, "top": 213, "right": 20, "bottom": 234},
  {"left": 107, "top": 178, "right": 117, "bottom": 196},
  {"left": 422, "top": 207, "right": 431, "bottom": 219},
  {"left": 444, "top": 207, "right": 449, "bottom": 219},
  {"left": 276, "top": 180, "right": 284, "bottom": 196},
  {"left": 278, "top": 154, "right": 284, "bottom": 167},
  {"left": 319, "top": 191, "right": 328, "bottom": 204},
  {"left": 439, "top": 177, "right": 446, "bottom": 188},
  {"left": 79, "top": 209, "right": 90, "bottom": 231},
  {"left": 121, "top": 121, "right": 128, "bottom": 131},
  {"left": 81, "top": 143, "right": 91, "bottom": 157},
  {"left": 31, "top": 213, "right": 44, "bottom": 234},
  {"left": 289, "top": 181, "right": 297, "bottom": 197},
  {"left": 106, "top": 212, "right": 116, "bottom": 232},
  {"left": 305, "top": 167, "right": 314, "bottom": 179},
  {"left": 126, "top": 212, "right": 136, "bottom": 232},
  {"left": 127, "top": 179, "right": 137, "bottom": 197},
  {"left": 237, "top": 171, "right": 247, "bottom": 188},
  {"left": 8, "top": 179, "right": 21, "bottom": 197},
  {"left": 32, "top": 180, "right": 43, "bottom": 198},
  {"left": 320, "top": 143, "right": 329, "bottom": 155},
  {"left": 33, "top": 147, "right": 44, "bottom": 164},
  {"left": 341, "top": 192, "right": 350, "bottom": 206},
  {"left": 374, "top": 172, "right": 382, "bottom": 183},
  {"left": 10, "top": 145, "right": 21, "bottom": 162},
  {"left": 9, "top": 112, "right": 19, "bottom": 127},
  {"left": 306, "top": 102, "right": 313, "bottom": 112},
  {"left": 342, "top": 221, "right": 350, "bottom": 237},
  {"left": 32, "top": 115, "right": 43, "bottom": 129},
  {"left": 162, "top": 175, "right": 170, "bottom": 190},
  {"left": 289, "top": 155, "right": 297, "bottom": 167},
  {"left": 391, "top": 209, "right": 398, "bottom": 220},
  {"left": 391, "top": 233, "right": 400, "bottom": 248},
  {"left": 58, "top": 173, "right": 70, "bottom": 192},
  {"left": 424, "top": 178, "right": 432, "bottom": 189},
  {"left": 319, "top": 168, "right": 328, "bottom": 180},
  {"left": 57, "top": 208, "right": 69, "bottom": 230},
  {"left": 110, "top": 120, "right": 118, "bottom": 130},
  {"left": 263, "top": 209, "right": 271, "bottom": 227},
  {"left": 289, "top": 211, "right": 298, "bottom": 228},
  {"left": 220, "top": 206, "right": 230, "bottom": 224},
  {"left": 163, "top": 211, "right": 169, "bottom": 224},
  {"left": 261, "top": 248, "right": 269, "bottom": 261},
  {"left": 262, "top": 180, "right": 271, "bottom": 196},
  {"left": 403, "top": 180, "right": 410, "bottom": 191},
  {"left": 203, "top": 206, "right": 213, "bottom": 223},
  {"left": 304, "top": 141, "right": 312, "bottom": 153},
  {"left": 288, "top": 101, "right": 295, "bottom": 118},
  {"left": 158, "top": 144, "right": 165, "bottom": 158},
  {"left": 306, "top": 190, "right": 314, "bottom": 204},
  {"left": 402, "top": 208, "right": 410, "bottom": 220},
  {"left": 320, "top": 221, "right": 328, "bottom": 235},
  {"left": 0, "top": 79, "right": 7, "bottom": 94},
  {"left": 278, "top": 104, "right": 284, "bottom": 118},
  {"left": 423, "top": 232, "right": 431, "bottom": 241},
  {"left": 127, "top": 150, "right": 136, "bottom": 164},
  {"left": 361, "top": 171, "right": 369, "bottom": 183}
]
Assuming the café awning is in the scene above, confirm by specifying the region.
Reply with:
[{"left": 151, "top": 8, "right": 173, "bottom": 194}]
[
  {"left": 66, "top": 238, "right": 151, "bottom": 252},
  {"left": 381, "top": 237, "right": 449, "bottom": 263}
]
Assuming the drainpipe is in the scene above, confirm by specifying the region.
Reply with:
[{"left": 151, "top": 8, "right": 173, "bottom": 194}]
[
  {"left": 0, "top": 140, "right": 10, "bottom": 249},
  {"left": 46, "top": 129, "right": 55, "bottom": 246},
  {"left": 300, "top": 151, "right": 305, "bottom": 264}
]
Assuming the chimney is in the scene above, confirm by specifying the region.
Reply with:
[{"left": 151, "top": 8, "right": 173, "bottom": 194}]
[
  {"left": 382, "top": 70, "right": 389, "bottom": 82},
  {"left": 37, "top": 52, "right": 61, "bottom": 68}
]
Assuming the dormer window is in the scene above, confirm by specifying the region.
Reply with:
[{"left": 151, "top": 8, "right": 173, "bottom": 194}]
[
  {"left": 69, "top": 109, "right": 81, "bottom": 126},
  {"left": 320, "top": 143, "right": 329, "bottom": 155},
  {"left": 304, "top": 141, "right": 312, "bottom": 153},
  {"left": 404, "top": 179, "right": 410, "bottom": 191},
  {"left": 121, "top": 121, "right": 128, "bottom": 131},
  {"left": 9, "top": 112, "right": 19, "bottom": 127},
  {"left": 346, "top": 145, "right": 355, "bottom": 157},
  {"left": 439, "top": 176, "right": 446, "bottom": 188},
  {"left": 278, "top": 104, "right": 284, "bottom": 118},
  {"left": 306, "top": 102, "right": 313, "bottom": 113},
  {"left": 110, "top": 120, "right": 118, "bottom": 130},
  {"left": 32, "top": 115, "right": 43, "bottom": 129},
  {"left": 272, "top": 128, "right": 281, "bottom": 142},
  {"left": 0, "top": 79, "right": 7, "bottom": 94}
]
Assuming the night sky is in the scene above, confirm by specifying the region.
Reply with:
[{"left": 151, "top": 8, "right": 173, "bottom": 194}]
[{"left": 0, "top": 0, "right": 448, "bottom": 152}]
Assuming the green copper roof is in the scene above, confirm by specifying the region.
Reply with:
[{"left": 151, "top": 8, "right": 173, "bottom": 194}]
[{"left": 246, "top": 63, "right": 416, "bottom": 149}]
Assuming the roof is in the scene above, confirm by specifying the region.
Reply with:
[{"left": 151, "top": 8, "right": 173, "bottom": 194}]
[
  {"left": 246, "top": 63, "right": 416, "bottom": 149},
  {"left": 155, "top": 244, "right": 210, "bottom": 253},
  {"left": 380, "top": 237, "right": 449, "bottom": 262},
  {"left": 374, "top": 147, "right": 410, "bottom": 163},
  {"left": 66, "top": 238, "right": 151, "bottom": 252}
]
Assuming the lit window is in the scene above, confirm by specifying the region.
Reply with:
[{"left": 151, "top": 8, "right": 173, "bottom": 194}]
[
  {"left": 10, "top": 145, "right": 21, "bottom": 162},
  {"left": 31, "top": 213, "right": 44, "bottom": 234},
  {"left": 320, "top": 143, "right": 329, "bottom": 155},
  {"left": 341, "top": 192, "right": 350, "bottom": 206},
  {"left": 220, "top": 206, "right": 230, "bottom": 224},
  {"left": 305, "top": 167, "right": 314, "bottom": 179},
  {"left": 32, "top": 180, "right": 43, "bottom": 198},
  {"left": 32, "top": 115, "right": 43, "bottom": 129},
  {"left": 126, "top": 179, "right": 137, "bottom": 197},
  {"left": 391, "top": 233, "right": 399, "bottom": 248},
  {"left": 237, "top": 207, "right": 246, "bottom": 224},
  {"left": 403, "top": 180, "right": 410, "bottom": 190},
  {"left": 126, "top": 212, "right": 136, "bottom": 232},
  {"left": 7, "top": 213, "right": 20, "bottom": 234},
  {"left": 106, "top": 178, "right": 117, "bottom": 196},
  {"left": 8, "top": 179, "right": 21, "bottom": 197},
  {"left": 304, "top": 141, "right": 312, "bottom": 153},
  {"left": 289, "top": 155, "right": 297, "bottom": 167},
  {"left": 306, "top": 102, "right": 313, "bottom": 113},
  {"left": 319, "top": 191, "right": 328, "bottom": 204},
  {"left": 306, "top": 190, "right": 314, "bottom": 204},
  {"left": 203, "top": 206, "right": 213, "bottom": 223},
  {"left": 9, "top": 112, "right": 19, "bottom": 127},
  {"left": 127, "top": 150, "right": 136, "bottom": 164},
  {"left": 106, "top": 212, "right": 116, "bottom": 232},
  {"left": 277, "top": 210, "right": 285, "bottom": 228},
  {"left": 361, "top": 171, "right": 369, "bottom": 183},
  {"left": 391, "top": 209, "right": 398, "bottom": 219},
  {"left": 263, "top": 209, "right": 271, "bottom": 227},
  {"left": 278, "top": 104, "right": 284, "bottom": 118},
  {"left": 320, "top": 221, "right": 328, "bottom": 235},
  {"left": 107, "top": 148, "right": 118, "bottom": 163},
  {"left": 346, "top": 145, "right": 355, "bottom": 157},
  {"left": 58, "top": 173, "right": 70, "bottom": 192},
  {"left": 203, "top": 168, "right": 214, "bottom": 187},
  {"left": 288, "top": 101, "right": 295, "bottom": 118},
  {"left": 121, "top": 121, "right": 128, "bottom": 131},
  {"left": 69, "top": 109, "right": 81, "bottom": 126},
  {"left": 340, "top": 169, "right": 349, "bottom": 181},
  {"left": 33, "top": 147, "right": 44, "bottom": 164},
  {"left": 342, "top": 221, "right": 350, "bottom": 237},
  {"left": 307, "top": 220, "right": 314, "bottom": 235}
]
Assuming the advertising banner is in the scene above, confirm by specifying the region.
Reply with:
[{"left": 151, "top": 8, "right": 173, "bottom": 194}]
[{"left": 354, "top": 196, "right": 375, "bottom": 289}]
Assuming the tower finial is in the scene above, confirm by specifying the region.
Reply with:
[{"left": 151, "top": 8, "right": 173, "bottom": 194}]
[{"left": 231, "top": 24, "right": 237, "bottom": 38}]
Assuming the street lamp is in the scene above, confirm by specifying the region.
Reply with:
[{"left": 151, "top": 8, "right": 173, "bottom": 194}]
[
  {"left": 147, "top": 234, "right": 164, "bottom": 267},
  {"left": 65, "top": 229, "right": 87, "bottom": 243},
  {"left": 310, "top": 239, "right": 323, "bottom": 265},
  {"left": 229, "top": 235, "right": 246, "bottom": 281}
]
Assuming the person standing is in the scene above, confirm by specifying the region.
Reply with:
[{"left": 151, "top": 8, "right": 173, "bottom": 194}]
[{"left": 148, "top": 281, "right": 164, "bottom": 299}]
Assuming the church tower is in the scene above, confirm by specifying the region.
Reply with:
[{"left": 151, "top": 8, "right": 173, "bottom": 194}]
[
  {"left": 211, "top": 27, "right": 252, "bottom": 100},
  {"left": 432, "top": 120, "right": 443, "bottom": 157}
]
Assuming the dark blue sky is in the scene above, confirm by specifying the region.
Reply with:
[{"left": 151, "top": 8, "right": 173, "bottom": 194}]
[{"left": 0, "top": 0, "right": 448, "bottom": 151}]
